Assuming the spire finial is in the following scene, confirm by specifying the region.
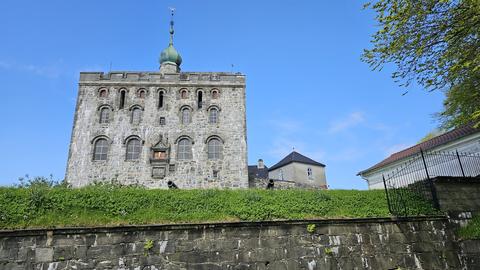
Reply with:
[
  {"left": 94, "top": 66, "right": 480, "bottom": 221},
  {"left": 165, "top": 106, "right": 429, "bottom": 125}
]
[{"left": 169, "top": 7, "right": 176, "bottom": 45}]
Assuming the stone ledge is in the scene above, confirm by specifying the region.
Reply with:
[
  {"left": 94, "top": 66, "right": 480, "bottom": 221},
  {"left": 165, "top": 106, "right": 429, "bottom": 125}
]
[
  {"left": 0, "top": 216, "right": 447, "bottom": 237},
  {"left": 432, "top": 176, "right": 480, "bottom": 184}
]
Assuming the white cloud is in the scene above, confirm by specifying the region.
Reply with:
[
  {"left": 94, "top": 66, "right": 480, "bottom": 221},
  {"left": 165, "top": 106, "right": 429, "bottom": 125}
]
[
  {"left": 0, "top": 60, "right": 63, "bottom": 78},
  {"left": 268, "top": 119, "right": 303, "bottom": 134},
  {"left": 328, "top": 111, "right": 365, "bottom": 133},
  {"left": 327, "top": 148, "right": 365, "bottom": 162},
  {"left": 384, "top": 143, "right": 413, "bottom": 157}
]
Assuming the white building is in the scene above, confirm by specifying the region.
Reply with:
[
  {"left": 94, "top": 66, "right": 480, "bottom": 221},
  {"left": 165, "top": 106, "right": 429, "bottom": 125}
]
[
  {"left": 358, "top": 124, "right": 480, "bottom": 189},
  {"left": 267, "top": 151, "right": 327, "bottom": 189}
]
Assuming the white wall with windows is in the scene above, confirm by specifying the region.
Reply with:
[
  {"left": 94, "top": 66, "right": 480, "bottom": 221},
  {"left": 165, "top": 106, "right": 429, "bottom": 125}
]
[{"left": 360, "top": 133, "right": 480, "bottom": 190}]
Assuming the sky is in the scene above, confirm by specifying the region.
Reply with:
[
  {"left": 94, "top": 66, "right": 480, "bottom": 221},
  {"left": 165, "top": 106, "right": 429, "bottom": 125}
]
[{"left": 0, "top": 0, "right": 445, "bottom": 189}]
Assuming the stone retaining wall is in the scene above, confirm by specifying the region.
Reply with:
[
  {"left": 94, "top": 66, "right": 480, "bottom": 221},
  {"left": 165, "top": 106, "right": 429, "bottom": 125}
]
[
  {"left": 1, "top": 216, "right": 476, "bottom": 270},
  {"left": 434, "top": 177, "right": 480, "bottom": 214}
]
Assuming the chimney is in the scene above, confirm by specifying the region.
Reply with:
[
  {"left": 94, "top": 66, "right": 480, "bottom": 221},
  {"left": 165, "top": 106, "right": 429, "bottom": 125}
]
[{"left": 258, "top": 159, "right": 264, "bottom": 169}]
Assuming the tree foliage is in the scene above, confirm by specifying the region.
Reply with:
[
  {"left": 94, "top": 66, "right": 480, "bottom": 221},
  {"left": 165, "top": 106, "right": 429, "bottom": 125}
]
[{"left": 363, "top": 0, "right": 480, "bottom": 128}]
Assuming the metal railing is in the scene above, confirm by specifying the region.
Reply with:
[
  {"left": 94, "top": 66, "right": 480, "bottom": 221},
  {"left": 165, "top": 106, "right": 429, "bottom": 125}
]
[{"left": 383, "top": 149, "right": 480, "bottom": 216}]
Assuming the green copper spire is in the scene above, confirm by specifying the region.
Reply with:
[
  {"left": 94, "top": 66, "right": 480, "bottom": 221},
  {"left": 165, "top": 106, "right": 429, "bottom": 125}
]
[{"left": 159, "top": 8, "right": 182, "bottom": 67}]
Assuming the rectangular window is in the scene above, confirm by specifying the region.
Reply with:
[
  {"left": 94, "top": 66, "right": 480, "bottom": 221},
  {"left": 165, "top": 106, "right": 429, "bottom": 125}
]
[
  {"left": 153, "top": 151, "right": 167, "bottom": 160},
  {"left": 159, "top": 117, "right": 166, "bottom": 125}
]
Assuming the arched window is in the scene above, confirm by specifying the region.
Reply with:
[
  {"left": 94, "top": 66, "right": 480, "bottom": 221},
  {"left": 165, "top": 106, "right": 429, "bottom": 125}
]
[
  {"left": 126, "top": 138, "right": 142, "bottom": 160},
  {"left": 197, "top": 91, "right": 203, "bottom": 109},
  {"left": 99, "top": 107, "right": 110, "bottom": 124},
  {"left": 138, "top": 89, "right": 146, "bottom": 99},
  {"left": 211, "top": 89, "right": 219, "bottom": 99},
  {"left": 158, "top": 91, "right": 164, "bottom": 108},
  {"left": 207, "top": 138, "right": 222, "bottom": 160},
  {"left": 181, "top": 107, "right": 191, "bottom": 124},
  {"left": 99, "top": 89, "right": 108, "bottom": 98},
  {"left": 93, "top": 138, "right": 109, "bottom": 161},
  {"left": 209, "top": 107, "right": 219, "bottom": 124},
  {"left": 177, "top": 138, "right": 192, "bottom": 160},
  {"left": 180, "top": 89, "right": 188, "bottom": 99},
  {"left": 131, "top": 107, "right": 142, "bottom": 124},
  {"left": 119, "top": 90, "right": 126, "bottom": 109}
]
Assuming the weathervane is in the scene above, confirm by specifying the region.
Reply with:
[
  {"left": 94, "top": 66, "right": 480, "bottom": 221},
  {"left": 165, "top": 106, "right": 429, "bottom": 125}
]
[{"left": 168, "top": 7, "right": 176, "bottom": 45}]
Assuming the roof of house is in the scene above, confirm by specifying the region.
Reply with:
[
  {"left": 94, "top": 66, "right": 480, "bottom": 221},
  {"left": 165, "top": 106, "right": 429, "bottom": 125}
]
[
  {"left": 248, "top": 165, "right": 269, "bottom": 179},
  {"left": 358, "top": 123, "right": 479, "bottom": 175},
  {"left": 268, "top": 151, "right": 325, "bottom": 171}
]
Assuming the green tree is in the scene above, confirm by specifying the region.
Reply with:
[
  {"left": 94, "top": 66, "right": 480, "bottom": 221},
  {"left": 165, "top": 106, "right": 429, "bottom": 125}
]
[{"left": 362, "top": 0, "right": 480, "bottom": 128}]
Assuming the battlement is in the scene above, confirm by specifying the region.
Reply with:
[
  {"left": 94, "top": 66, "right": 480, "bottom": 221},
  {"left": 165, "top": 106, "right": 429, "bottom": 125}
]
[{"left": 79, "top": 71, "right": 245, "bottom": 84}]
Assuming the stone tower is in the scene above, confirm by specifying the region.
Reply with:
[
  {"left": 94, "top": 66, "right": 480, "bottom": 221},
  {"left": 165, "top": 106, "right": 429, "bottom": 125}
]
[{"left": 65, "top": 12, "right": 248, "bottom": 188}]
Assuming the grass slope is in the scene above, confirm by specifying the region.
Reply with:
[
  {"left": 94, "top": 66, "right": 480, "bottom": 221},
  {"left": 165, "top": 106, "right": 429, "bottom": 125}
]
[
  {"left": 458, "top": 215, "right": 480, "bottom": 239},
  {"left": 0, "top": 185, "right": 435, "bottom": 229}
]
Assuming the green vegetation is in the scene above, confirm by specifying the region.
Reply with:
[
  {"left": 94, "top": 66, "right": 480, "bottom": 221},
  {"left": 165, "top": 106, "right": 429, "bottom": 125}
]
[
  {"left": 0, "top": 178, "right": 439, "bottom": 229},
  {"left": 458, "top": 215, "right": 480, "bottom": 239},
  {"left": 143, "top": 239, "right": 154, "bottom": 256},
  {"left": 307, "top": 224, "right": 316, "bottom": 233},
  {"left": 363, "top": 0, "right": 480, "bottom": 128}
]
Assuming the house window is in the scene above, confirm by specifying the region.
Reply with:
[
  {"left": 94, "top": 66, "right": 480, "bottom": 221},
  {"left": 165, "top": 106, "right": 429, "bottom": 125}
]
[
  {"left": 131, "top": 108, "right": 142, "bottom": 124},
  {"left": 119, "top": 90, "right": 126, "bottom": 109},
  {"left": 93, "top": 138, "right": 109, "bottom": 161},
  {"left": 307, "top": 167, "right": 313, "bottom": 179},
  {"left": 126, "top": 138, "right": 142, "bottom": 160},
  {"left": 213, "top": 170, "right": 219, "bottom": 178},
  {"left": 138, "top": 89, "right": 146, "bottom": 99},
  {"left": 209, "top": 108, "right": 218, "bottom": 124},
  {"left": 177, "top": 138, "right": 192, "bottom": 160},
  {"left": 159, "top": 117, "right": 166, "bottom": 125},
  {"left": 99, "top": 89, "right": 108, "bottom": 98},
  {"left": 181, "top": 107, "right": 191, "bottom": 124},
  {"left": 197, "top": 91, "right": 203, "bottom": 109},
  {"left": 99, "top": 107, "right": 110, "bottom": 124},
  {"left": 180, "top": 89, "right": 188, "bottom": 99},
  {"left": 207, "top": 138, "right": 222, "bottom": 159},
  {"left": 158, "top": 91, "right": 164, "bottom": 108},
  {"left": 211, "top": 90, "right": 219, "bottom": 99}
]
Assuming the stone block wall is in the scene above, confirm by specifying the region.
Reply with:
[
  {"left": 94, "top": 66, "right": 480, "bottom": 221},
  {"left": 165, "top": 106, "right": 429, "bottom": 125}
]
[
  {"left": 459, "top": 240, "right": 480, "bottom": 269},
  {"left": 1, "top": 217, "right": 477, "bottom": 270},
  {"left": 65, "top": 71, "right": 248, "bottom": 189},
  {"left": 433, "top": 177, "right": 480, "bottom": 214}
]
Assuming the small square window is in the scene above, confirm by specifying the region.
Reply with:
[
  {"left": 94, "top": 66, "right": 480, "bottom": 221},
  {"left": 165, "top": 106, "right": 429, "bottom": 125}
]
[
  {"left": 159, "top": 117, "right": 166, "bottom": 125},
  {"left": 153, "top": 151, "right": 167, "bottom": 160},
  {"left": 169, "top": 164, "right": 176, "bottom": 172},
  {"left": 213, "top": 170, "right": 219, "bottom": 178}
]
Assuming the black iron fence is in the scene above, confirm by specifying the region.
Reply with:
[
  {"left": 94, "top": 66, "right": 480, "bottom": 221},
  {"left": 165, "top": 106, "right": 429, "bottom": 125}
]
[{"left": 382, "top": 149, "right": 480, "bottom": 216}]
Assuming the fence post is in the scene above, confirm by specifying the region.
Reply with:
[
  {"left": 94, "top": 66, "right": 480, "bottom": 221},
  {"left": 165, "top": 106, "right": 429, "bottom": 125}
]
[
  {"left": 456, "top": 150, "right": 466, "bottom": 177},
  {"left": 420, "top": 149, "right": 440, "bottom": 210},
  {"left": 382, "top": 175, "right": 392, "bottom": 214}
]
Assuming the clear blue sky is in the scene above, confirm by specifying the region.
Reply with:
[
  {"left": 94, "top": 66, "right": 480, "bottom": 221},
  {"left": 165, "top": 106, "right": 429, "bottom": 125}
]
[{"left": 0, "top": 0, "right": 445, "bottom": 189}]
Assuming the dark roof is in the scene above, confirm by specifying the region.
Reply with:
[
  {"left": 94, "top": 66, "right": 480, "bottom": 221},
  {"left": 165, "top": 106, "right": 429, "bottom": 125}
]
[
  {"left": 268, "top": 151, "right": 325, "bottom": 171},
  {"left": 358, "top": 123, "right": 479, "bottom": 175},
  {"left": 248, "top": 165, "right": 269, "bottom": 179}
]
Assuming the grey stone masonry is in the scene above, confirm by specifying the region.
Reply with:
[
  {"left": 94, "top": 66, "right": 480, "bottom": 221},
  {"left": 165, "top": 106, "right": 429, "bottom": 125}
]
[
  {"left": 0, "top": 217, "right": 476, "bottom": 269},
  {"left": 433, "top": 177, "right": 480, "bottom": 214},
  {"left": 65, "top": 71, "right": 248, "bottom": 188}
]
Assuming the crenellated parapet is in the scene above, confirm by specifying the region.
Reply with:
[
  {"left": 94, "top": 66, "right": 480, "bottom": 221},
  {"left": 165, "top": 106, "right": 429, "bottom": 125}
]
[{"left": 79, "top": 71, "right": 245, "bottom": 86}]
